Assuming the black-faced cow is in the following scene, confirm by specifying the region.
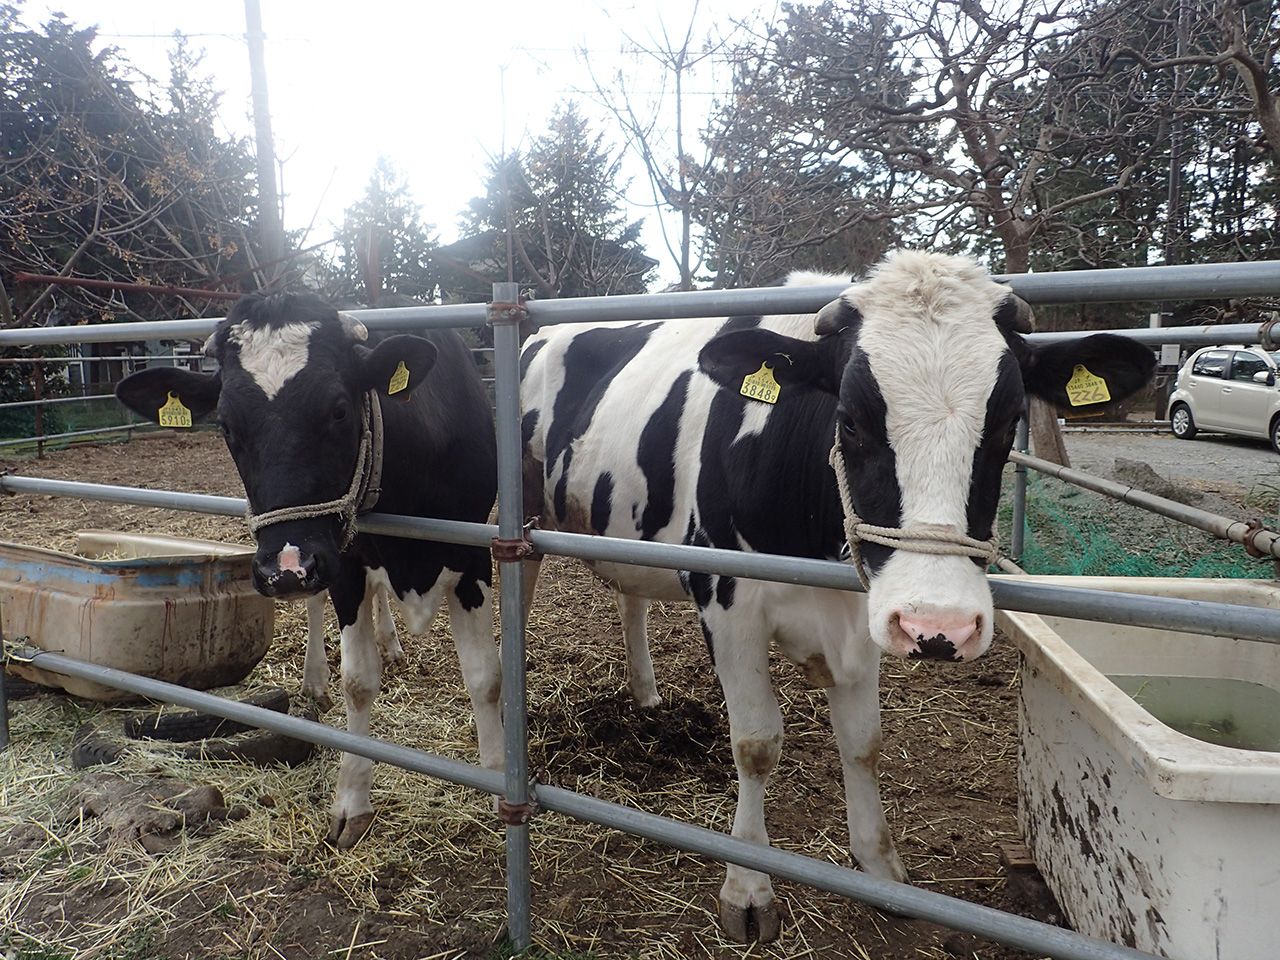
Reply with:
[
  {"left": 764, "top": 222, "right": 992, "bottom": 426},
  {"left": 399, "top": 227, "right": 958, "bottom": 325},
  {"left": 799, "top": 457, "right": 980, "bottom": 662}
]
[
  {"left": 519, "top": 250, "right": 1154, "bottom": 942},
  {"left": 116, "top": 293, "right": 502, "bottom": 846}
]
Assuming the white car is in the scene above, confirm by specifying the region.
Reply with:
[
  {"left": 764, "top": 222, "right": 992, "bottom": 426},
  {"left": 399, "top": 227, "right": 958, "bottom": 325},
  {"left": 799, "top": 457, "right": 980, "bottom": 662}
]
[{"left": 1167, "top": 345, "right": 1280, "bottom": 453}]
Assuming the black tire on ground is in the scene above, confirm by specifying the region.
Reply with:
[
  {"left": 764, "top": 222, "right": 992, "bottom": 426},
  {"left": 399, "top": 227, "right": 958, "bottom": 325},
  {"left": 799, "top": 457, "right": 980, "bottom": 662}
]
[
  {"left": 1271, "top": 417, "right": 1280, "bottom": 455},
  {"left": 1170, "top": 403, "right": 1198, "bottom": 440},
  {"left": 72, "top": 687, "right": 316, "bottom": 770}
]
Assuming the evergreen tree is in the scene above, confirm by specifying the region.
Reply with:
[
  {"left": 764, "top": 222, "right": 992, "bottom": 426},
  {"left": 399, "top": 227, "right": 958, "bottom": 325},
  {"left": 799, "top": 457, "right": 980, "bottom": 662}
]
[
  {"left": 327, "top": 156, "right": 439, "bottom": 304},
  {"left": 441, "top": 103, "right": 655, "bottom": 301}
]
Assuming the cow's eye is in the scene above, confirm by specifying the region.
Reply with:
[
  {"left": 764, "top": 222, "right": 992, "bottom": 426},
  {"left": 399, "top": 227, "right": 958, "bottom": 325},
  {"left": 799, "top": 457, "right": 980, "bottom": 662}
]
[
  {"left": 840, "top": 415, "right": 857, "bottom": 440},
  {"left": 332, "top": 401, "right": 349, "bottom": 423}
]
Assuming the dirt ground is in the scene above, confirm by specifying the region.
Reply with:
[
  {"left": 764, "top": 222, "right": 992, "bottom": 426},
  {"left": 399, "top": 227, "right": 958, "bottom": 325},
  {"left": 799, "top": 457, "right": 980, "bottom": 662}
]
[{"left": 1, "top": 431, "right": 1059, "bottom": 960}]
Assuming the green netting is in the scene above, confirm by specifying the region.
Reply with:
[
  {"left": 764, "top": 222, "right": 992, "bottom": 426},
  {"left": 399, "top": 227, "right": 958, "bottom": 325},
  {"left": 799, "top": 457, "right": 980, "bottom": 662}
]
[{"left": 1000, "top": 470, "right": 1274, "bottom": 579}]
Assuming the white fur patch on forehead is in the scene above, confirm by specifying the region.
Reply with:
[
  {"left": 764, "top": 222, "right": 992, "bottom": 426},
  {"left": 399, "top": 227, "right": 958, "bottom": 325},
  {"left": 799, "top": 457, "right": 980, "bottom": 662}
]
[
  {"left": 851, "top": 251, "right": 1012, "bottom": 527},
  {"left": 228, "top": 320, "right": 319, "bottom": 400}
]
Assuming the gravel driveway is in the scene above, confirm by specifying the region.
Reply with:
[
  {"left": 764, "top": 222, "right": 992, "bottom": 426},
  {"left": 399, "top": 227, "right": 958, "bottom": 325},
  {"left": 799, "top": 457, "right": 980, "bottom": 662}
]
[{"left": 1060, "top": 426, "right": 1280, "bottom": 516}]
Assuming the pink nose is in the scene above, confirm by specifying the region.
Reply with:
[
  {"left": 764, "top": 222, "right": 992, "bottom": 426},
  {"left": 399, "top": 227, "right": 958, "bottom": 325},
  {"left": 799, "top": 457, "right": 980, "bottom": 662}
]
[{"left": 896, "top": 614, "right": 980, "bottom": 661}]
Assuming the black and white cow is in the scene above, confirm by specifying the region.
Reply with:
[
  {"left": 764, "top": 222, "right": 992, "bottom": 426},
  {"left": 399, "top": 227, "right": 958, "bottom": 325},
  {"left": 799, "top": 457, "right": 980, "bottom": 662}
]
[
  {"left": 116, "top": 293, "right": 502, "bottom": 847},
  {"left": 519, "top": 251, "right": 1154, "bottom": 942}
]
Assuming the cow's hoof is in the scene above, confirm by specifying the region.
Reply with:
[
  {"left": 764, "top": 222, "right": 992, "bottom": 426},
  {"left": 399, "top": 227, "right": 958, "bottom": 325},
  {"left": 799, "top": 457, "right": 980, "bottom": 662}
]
[
  {"left": 327, "top": 811, "right": 375, "bottom": 848},
  {"left": 719, "top": 899, "right": 782, "bottom": 943},
  {"left": 303, "top": 688, "right": 334, "bottom": 714}
]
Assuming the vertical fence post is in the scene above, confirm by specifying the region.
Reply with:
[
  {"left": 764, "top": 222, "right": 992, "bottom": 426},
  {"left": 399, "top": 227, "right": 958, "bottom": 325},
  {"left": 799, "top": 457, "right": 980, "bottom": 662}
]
[
  {"left": 1010, "top": 413, "right": 1029, "bottom": 562},
  {"left": 33, "top": 360, "right": 44, "bottom": 459},
  {"left": 488, "top": 283, "right": 532, "bottom": 950}
]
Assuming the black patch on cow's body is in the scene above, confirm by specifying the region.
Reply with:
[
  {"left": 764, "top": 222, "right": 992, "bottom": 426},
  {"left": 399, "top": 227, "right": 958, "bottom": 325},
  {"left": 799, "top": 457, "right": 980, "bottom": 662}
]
[
  {"left": 693, "top": 373, "right": 847, "bottom": 564},
  {"left": 544, "top": 323, "right": 657, "bottom": 529},
  {"left": 521, "top": 410, "right": 539, "bottom": 449},
  {"left": 592, "top": 472, "right": 614, "bottom": 534},
  {"left": 835, "top": 348, "right": 900, "bottom": 575},
  {"left": 546, "top": 323, "right": 658, "bottom": 471},
  {"left": 966, "top": 350, "right": 1024, "bottom": 554},
  {"left": 453, "top": 574, "right": 487, "bottom": 612},
  {"left": 519, "top": 338, "right": 547, "bottom": 378},
  {"left": 636, "top": 370, "right": 691, "bottom": 539},
  {"left": 716, "top": 575, "right": 736, "bottom": 610}
]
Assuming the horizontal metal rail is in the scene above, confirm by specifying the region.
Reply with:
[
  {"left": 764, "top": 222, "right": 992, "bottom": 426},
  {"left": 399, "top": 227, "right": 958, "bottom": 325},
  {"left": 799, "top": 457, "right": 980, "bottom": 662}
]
[
  {"left": 0, "top": 393, "right": 118, "bottom": 411},
  {"left": 0, "top": 646, "right": 1160, "bottom": 960},
  {"left": 1010, "top": 450, "right": 1280, "bottom": 559},
  {"left": 0, "top": 422, "right": 148, "bottom": 450},
  {"left": 1, "top": 260, "right": 1278, "bottom": 346},
  {"left": 2, "top": 473, "right": 1277, "bottom": 645}
]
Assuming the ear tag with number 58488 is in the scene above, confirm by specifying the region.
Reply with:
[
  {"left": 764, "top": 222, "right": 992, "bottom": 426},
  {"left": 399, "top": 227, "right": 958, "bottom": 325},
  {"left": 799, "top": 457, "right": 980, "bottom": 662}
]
[{"left": 740, "top": 363, "right": 781, "bottom": 404}]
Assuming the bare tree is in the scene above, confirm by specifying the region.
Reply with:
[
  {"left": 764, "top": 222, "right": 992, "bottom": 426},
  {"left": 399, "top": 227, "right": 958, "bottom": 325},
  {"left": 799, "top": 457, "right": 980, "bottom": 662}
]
[
  {"left": 0, "top": 12, "right": 266, "bottom": 327},
  {"left": 581, "top": 3, "right": 734, "bottom": 290}
]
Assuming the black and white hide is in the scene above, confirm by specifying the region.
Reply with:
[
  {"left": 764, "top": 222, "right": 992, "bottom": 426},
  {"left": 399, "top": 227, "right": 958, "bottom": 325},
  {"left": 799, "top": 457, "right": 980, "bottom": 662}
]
[
  {"left": 519, "top": 250, "right": 1155, "bottom": 942},
  {"left": 116, "top": 293, "right": 501, "bottom": 847}
]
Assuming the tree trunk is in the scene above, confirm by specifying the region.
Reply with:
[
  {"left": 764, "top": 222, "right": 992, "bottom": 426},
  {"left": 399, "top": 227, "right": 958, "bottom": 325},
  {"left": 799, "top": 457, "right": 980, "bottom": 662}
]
[{"left": 1029, "top": 396, "right": 1070, "bottom": 467}]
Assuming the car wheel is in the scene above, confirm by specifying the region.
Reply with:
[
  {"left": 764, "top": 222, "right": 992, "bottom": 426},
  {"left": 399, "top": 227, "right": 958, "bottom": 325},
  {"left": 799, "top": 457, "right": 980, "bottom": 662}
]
[
  {"left": 1271, "top": 417, "right": 1280, "bottom": 455},
  {"left": 1170, "top": 403, "right": 1198, "bottom": 440}
]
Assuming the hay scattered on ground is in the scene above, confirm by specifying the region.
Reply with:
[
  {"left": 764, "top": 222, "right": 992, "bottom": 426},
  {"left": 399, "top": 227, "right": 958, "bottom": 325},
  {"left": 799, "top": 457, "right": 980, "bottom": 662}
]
[{"left": 2, "top": 434, "right": 1031, "bottom": 959}]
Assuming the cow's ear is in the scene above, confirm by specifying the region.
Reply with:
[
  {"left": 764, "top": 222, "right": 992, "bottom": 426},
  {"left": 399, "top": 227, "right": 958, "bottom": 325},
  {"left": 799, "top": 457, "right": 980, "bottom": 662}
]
[
  {"left": 698, "top": 328, "right": 849, "bottom": 397},
  {"left": 115, "top": 367, "right": 221, "bottom": 425},
  {"left": 352, "top": 335, "right": 439, "bottom": 397},
  {"left": 1022, "top": 334, "right": 1156, "bottom": 414}
]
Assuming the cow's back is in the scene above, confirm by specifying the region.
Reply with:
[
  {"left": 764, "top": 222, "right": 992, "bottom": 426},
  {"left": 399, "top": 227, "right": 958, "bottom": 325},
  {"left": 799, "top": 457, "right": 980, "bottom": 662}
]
[{"left": 520, "top": 312, "right": 834, "bottom": 597}]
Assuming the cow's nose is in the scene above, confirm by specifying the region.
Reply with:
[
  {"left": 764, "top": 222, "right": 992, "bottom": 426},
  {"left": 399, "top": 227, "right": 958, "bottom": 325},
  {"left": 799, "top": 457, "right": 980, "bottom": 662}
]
[
  {"left": 253, "top": 543, "right": 320, "bottom": 598},
  {"left": 895, "top": 613, "right": 980, "bottom": 662}
]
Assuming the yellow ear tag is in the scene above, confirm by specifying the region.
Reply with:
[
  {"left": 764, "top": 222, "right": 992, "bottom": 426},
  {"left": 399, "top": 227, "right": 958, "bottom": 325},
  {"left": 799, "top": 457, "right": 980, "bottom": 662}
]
[
  {"left": 1065, "top": 364, "right": 1111, "bottom": 406},
  {"left": 740, "top": 362, "right": 781, "bottom": 404},
  {"left": 388, "top": 361, "right": 410, "bottom": 395},
  {"left": 157, "top": 392, "right": 192, "bottom": 428}
]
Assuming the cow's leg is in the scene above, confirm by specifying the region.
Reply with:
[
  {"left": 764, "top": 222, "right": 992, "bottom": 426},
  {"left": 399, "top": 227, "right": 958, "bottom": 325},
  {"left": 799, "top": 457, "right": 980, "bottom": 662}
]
[
  {"left": 446, "top": 578, "right": 503, "bottom": 772},
  {"left": 519, "top": 555, "right": 542, "bottom": 634},
  {"left": 826, "top": 669, "right": 908, "bottom": 883},
  {"left": 302, "top": 591, "right": 333, "bottom": 712},
  {"left": 370, "top": 577, "right": 403, "bottom": 669},
  {"left": 616, "top": 592, "right": 660, "bottom": 708},
  {"left": 328, "top": 569, "right": 381, "bottom": 848},
  {"left": 705, "top": 606, "right": 784, "bottom": 943}
]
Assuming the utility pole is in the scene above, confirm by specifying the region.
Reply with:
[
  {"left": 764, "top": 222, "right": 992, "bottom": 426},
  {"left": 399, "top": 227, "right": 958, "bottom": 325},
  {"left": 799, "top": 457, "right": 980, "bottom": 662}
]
[{"left": 244, "top": 0, "right": 285, "bottom": 285}]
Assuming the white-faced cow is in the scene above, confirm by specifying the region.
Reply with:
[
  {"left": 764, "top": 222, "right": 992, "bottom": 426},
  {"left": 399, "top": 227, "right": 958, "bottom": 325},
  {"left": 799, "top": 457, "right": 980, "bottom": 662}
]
[
  {"left": 519, "top": 250, "right": 1154, "bottom": 942},
  {"left": 116, "top": 293, "right": 503, "bottom": 846}
]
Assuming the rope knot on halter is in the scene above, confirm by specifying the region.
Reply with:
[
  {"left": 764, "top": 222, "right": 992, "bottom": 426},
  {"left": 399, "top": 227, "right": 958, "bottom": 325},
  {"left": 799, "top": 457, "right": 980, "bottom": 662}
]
[
  {"left": 245, "top": 391, "right": 385, "bottom": 550},
  {"left": 828, "top": 426, "right": 999, "bottom": 589}
]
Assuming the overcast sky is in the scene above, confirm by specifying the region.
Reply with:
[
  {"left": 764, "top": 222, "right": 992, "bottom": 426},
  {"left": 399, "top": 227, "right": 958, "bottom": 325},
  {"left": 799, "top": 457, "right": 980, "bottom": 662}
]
[{"left": 24, "top": 0, "right": 767, "bottom": 288}]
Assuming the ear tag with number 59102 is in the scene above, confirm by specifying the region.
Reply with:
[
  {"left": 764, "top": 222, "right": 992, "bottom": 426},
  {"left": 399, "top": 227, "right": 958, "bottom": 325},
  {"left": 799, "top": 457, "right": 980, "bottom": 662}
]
[
  {"left": 740, "top": 362, "right": 781, "bottom": 404},
  {"left": 1065, "top": 364, "right": 1110, "bottom": 406},
  {"left": 158, "top": 392, "right": 192, "bottom": 428}
]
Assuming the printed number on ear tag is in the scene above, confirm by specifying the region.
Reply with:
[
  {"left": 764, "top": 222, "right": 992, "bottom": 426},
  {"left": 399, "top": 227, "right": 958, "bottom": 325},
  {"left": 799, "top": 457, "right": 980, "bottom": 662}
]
[
  {"left": 740, "top": 363, "right": 781, "bottom": 404},
  {"left": 388, "top": 361, "right": 410, "bottom": 395},
  {"left": 158, "top": 392, "right": 192, "bottom": 428},
  {"left": 1065, "top": 364, "right": 1111, "bottom": 407}
]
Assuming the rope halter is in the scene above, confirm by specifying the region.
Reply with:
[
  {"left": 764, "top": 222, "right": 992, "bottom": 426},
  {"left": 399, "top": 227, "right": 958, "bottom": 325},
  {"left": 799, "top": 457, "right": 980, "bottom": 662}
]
[
  {"left": 245, "top": 390, "right": 385, "bottom": 551},
  {"left": 828, "top": 425, "right": 999, "bottom": 589}
]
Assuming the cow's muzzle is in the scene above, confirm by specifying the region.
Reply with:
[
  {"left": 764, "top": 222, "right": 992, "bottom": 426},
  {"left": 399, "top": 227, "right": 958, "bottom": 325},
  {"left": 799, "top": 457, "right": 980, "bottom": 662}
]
[{"left": 253, "top": 543, "right": 325, "bottom": 599}]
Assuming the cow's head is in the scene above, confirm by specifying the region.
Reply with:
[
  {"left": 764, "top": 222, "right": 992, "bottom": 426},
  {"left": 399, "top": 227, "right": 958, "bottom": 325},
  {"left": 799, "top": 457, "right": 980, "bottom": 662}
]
[
  {"left": 698, "top": 251, "right": 1155, "bottom": 663},
  {"left": 115, "top": 293, "right": 438, "bottom": 598}
]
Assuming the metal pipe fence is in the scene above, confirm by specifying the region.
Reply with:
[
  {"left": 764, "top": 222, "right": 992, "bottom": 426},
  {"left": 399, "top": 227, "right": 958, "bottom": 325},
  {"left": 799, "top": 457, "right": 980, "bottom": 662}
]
[
  {"left": 3, "top": 473, "right": 1279, "bottom": 646},
  {"left": 4, "top": 259, "right": 1280, "bottom": 959},
  {"left": 1, "top": 645, "right": 1160, "bottom": 960}
]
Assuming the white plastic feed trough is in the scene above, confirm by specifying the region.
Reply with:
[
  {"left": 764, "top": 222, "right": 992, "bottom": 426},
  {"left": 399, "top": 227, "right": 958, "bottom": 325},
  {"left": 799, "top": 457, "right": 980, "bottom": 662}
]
[
  {"left": 996, "top": 576, "right": 1280, "bottom": 960},
  {"left": 1, "top": 530, "right": 273, "bottom": 701}
]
